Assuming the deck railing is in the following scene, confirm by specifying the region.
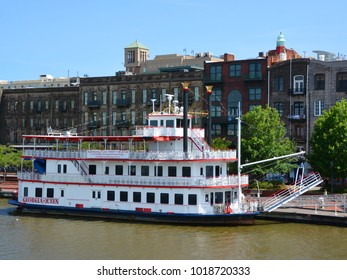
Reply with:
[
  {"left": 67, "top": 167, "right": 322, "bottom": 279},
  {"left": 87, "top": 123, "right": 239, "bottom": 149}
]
[
  {"left": 17, "top": 171, "right": 248, "bottom": 187},
  {"left": 22, "top": 149, "right": 236, "bottom": 161}
]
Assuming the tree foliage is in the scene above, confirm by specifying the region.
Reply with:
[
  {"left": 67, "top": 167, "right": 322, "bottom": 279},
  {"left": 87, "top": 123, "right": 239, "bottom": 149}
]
[
  {"left": 241, "top": 106, "right": 296, "bottom": 177},
  {"left": 211, "top": 137, "right": 233, "bottom": 150},
  {"left": 309, "top": 99, "right": 347, "bottom": 178},
  {"left": 0, "top": 145, "right": 21, "bottom": 170}
]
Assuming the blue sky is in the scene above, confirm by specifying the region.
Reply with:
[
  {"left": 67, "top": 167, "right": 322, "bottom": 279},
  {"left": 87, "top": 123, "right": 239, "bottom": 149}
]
[{"left": 1, "top": 0, "right": 346, "bottom": 81}]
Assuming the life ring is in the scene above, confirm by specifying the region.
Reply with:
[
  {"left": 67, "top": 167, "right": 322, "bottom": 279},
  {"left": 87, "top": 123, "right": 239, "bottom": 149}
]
[{"left": 224, "top": 205, "right": 233, "bottom": 214}]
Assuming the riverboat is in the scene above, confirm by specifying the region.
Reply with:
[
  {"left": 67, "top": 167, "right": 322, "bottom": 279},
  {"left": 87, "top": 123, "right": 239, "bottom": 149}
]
[{"left": 8, "top": 97, "right": 323, "bottom": 225}]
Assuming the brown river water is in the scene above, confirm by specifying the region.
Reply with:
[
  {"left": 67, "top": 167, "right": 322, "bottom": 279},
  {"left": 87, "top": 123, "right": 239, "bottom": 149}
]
[{"left": 0, "top": 199, "right": 346, "bottom": 260}]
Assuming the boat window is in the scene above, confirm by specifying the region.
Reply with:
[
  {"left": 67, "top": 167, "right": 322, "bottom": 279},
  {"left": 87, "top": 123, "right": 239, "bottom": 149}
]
[
  {"left": 120, "top": 191, "right": 128, "bottom": 202},
  {"left": 177, "top": 119, "right": 183, "bottom": 128},
  {"left": 147, "top": 192, "right": 155, "bottom": 203},
  {"left": 225, "top": 191, "right": 231, "bottom": 204},
  {"left": 210, "top": 192, "right": 214, "bottom": 206},
  {"left": 160, "top": 193, "right": 169, "bottom": 204},
  {"left": 115, "top": 165, "right": 123, "bottom": 175},
  {"left": 150, "top": 120, "right": 158, "bottom": 126},
  {"left": 154, "top": 166, "right": 163, "bottom": 176},
  {"left": 188, "top": 194, "right": 197, "bottom": 205},
  {"left": 205, "top": 194, "right": 209, "bottom": 202},
  {"left": 57, "top": 164, "right": 61, "bottom": 173},
  {"left": 24, "top": 187, "right": 28, "bottom": 197},
  {"left": 129, "top": 165, "right": 136, "bottom": 176},
  {"left": 63, "top": 164, "right": 67, "bottom": 174},
  {"left": 160, "top": 120, "right": 164, "bottom": 126},
  {"left": 206, "top": 166, "right": 213, "bottom": 177},
  {"left": 166, "top": 119, "right": 174, "bottom": 127},
  {"left": 168, "top": 166, "right": 177, "bottom": 177},
  {"left": 105, "top": 166, "right": 109, "bottom": 175},
  {"left": 215, "top": 166, "right": 220, "bottom": 177},
  {"left": 61, "top": 189, "right": 64, "bottom": 197},
  {"left": 89, "top": 165, "right": 97, "bottom": 175},
  {"left": 200, "top": 168, "right": 203, "bottom": 176},
  {"left": 133, "top": 192, "right": 141, "bottom": 203},
  {"left": 47, "top": 188, "right": 54, "bottom": 198},
  {"left": 215, "top": 192, "right": 223, "bottom": 204},
  {"left": 174, "top": 194, "right": 184, "bottom": 205},
  {"left": 35, "top": 188, "right": 42, "bottom": 198},
  {"left": 182, "top": 167, "right": 191, "bottom": 177},
  {"left": 107, "top": 190, "right": 115, "bottom": 201},
  {"left": 141, "top": 166, "right": 149, "bottom": 176}
]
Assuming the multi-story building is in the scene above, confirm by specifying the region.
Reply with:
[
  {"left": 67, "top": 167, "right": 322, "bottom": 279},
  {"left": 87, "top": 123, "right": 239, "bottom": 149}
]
[
  {"left": 203, "top": 54, "right": 268, "bottom": 144},
  {"left": 0, "top": 86, "right": 80, "bottom": 145},
  {"left": 79, "top": 68, "right": 205, "bottom": 136}
]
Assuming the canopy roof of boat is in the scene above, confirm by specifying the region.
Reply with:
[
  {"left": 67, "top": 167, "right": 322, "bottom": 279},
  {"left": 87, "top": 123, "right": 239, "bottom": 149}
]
[{"left": 21, "top": 135, "right": 181, "bottom": 143}]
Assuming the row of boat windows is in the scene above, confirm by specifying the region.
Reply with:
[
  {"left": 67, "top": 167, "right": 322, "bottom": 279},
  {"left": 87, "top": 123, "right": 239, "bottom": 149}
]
[
  {"left": 25, "top": 187, "right": 235, "bottom": 206},
  {"left": 57, "top": 164, "right": 222, "bottom": 177}
]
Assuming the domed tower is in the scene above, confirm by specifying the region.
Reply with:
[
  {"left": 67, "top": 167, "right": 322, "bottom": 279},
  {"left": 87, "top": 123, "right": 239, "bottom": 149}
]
[{"left": 276, "top": 32, "right": 287, "bottom": 61}]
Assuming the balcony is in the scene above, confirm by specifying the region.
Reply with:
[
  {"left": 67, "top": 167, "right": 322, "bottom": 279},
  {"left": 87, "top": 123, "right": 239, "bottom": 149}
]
[
  {"left": 88, "top": 120, "right": 100, "bottom": 129},
  {"left": 87, "top": 99, "right": 101, "bottom": 108},
  {"left": 117, "top": 99, "right": 129, "bottom": 107},
  {"left": 243, "top": 73, "right": 263, "bottom": 81},
  {"left": 287, "top": 114, "right": 306, "bottom": 122}
]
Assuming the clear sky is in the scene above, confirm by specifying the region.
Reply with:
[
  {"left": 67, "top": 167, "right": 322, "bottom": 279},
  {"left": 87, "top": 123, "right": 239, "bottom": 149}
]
[{"left": 1, "top": 0, "right": 346, "bottom": 81}]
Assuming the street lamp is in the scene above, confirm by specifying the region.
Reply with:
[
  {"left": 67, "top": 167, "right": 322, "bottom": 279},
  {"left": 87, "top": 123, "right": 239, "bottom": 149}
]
[
  {"left": 181, "top": 82, "right": 189, "bottom": 156},
  {"left": 205, "top": 85, "right": 213, "bottom": 145}
]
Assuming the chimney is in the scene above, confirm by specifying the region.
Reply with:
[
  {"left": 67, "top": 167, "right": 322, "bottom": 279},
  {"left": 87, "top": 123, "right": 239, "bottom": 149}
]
[{"left": 223, "top": 53, "right": 235, "bottom": 61}]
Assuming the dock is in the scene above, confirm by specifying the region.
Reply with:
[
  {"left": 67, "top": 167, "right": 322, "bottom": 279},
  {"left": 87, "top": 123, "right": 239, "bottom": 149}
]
[
  {"left": 0, "top": 181, "right": 18, "bottom": 198},
  {"left": 257, "top": 207, "right": 347, "bottom": 227}
]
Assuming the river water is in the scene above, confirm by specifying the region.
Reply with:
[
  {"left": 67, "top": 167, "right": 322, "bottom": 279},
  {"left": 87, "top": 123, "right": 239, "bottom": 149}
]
[{"left": 0, "top": 199, "right": 346, "bottom": 260}]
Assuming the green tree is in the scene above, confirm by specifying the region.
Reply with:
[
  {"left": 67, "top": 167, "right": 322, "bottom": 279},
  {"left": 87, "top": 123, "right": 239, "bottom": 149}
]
[
  {"left": 0, "top": 145, "right": 21, "bottom": 170},
  {"left": 211, "top": 137, "right": 232, "bottom": 150},
  {"left": 309, "top": 99, "right": 347, "bottom": 179},
  {"left": 241, "top": 106, "right": 296, "bottom": 177}
]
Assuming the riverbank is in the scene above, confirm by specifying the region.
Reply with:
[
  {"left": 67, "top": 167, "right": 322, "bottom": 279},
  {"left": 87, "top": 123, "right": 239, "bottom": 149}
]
[
  {"left": 0, "top": 182, "right": 17, "bottom": 198},
  {"left": 257, "top": 207, "right": 347, "bottom": 227}
]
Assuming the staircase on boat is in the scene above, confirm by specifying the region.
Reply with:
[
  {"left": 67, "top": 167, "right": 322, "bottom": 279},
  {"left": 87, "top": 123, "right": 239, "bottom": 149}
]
[{"left": 261, "top": 171, "right": 323, "bottom": 212}]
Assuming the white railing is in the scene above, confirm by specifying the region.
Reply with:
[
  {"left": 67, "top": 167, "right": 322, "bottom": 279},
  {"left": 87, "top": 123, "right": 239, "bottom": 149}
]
[
  {"left": 17, "top": 171, "right": 248, "bottom": 187},
  {"left": 22, "top": 149, "right": 236, "bottom": 161},
  {"left": 261, "top": 172, "right": 323, "bottom": 212}
]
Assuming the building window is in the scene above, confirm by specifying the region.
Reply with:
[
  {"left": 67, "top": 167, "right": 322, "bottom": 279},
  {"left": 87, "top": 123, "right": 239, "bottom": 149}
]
[
  {"left": 188, "top": 194, "right": 197, "bottom": 205},
  {"left": 102, "top": 111, "right": 107, "bottom": 126},
  {"left": 314, "top": 100, "right": 325, "bottom": 116},
  {"left": 131, "top": 89, "right": 136, "bottom": 104},
  {"left": 227, "top": 123, "right": 237, "bottom": 136},
  {"left": 142, "top": 89, "right": 147, "bottom": 103},
  {"left": 248, "top": 63, "right": 262, "bottom": 79},
  {"left": 293, "top": 75, "right": 304, "bottom": 94},
  {"left": 147, "top": 192, "right": 155, "bottom": 203},
  {"left": 274, "top": 102, "right": 284, "bottom": 116},
  {"left": 211, "top": 105, "right": 221, "bottom": 117},
  {"left": 274, "top": 76, "right": 284, "bottom": 92},
  {"left": 314, "top": 74, "right": 325, "bottom": 90},
  {"left": 142, "top": 110, "right": 147, "bottom": 125},
  {"left": 168, "top": 166, "right": 177, "bottom": 177},
  {"left": 248, "top": 88, "right": 262, "bottom": 100},
  {"left": 210, "top": 65, "right": 222, "bottom": 81},
  {"left": 112, "top": 91, "right": 117, "bottom": 104},
  {"left": 194, "top": 86, "right": 199, "bottom": 101},
  {"left": 211, "top": 124, "right": 221, "bottom": 136},
  {"left": 293, "top": 102, "right": 304, "bottom": 115},
  {"left": 182, "top": 167, "right": 191, "bottom": 177},
  {"left": 210, "top": 88, "right": 221, "bottom": 102},
  {"left": 228, "top": 90, "right": 241, "bottom": 117},
  {"left": 141, "top": 166, "right": 149, "bottom": 176},
  {"left": 160, "top": 193, "right": 169, "bottom": 204},
  {"left": 127, "top": 50, "right": 135, "bottom": 63},
  {"left": 120, "top": 191, "right": 128, "bottom": 202},
  {"left": 174, "top": 194, "right": 184, "bottom": 205},
  {"left": 107, "top": 191, "right": 115, "bottom": 201},
  {"left": 133, "top": 192, "right": 141, "bottom": 203},
  {"left": 229, "top": 64, "right": 241, "bottom": 77},
  {"left": 336, "top": 72, "right": 347, "bottom": 91}
]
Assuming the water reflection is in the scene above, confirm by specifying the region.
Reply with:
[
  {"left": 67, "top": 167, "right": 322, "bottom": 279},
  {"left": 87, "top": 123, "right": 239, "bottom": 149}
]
[{"left": 0, "top": 199, "right": 346, "bottom": 260}]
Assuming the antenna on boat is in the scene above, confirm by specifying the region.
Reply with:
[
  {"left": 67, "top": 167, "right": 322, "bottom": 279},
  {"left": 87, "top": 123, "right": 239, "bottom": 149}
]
[
  {"left": 150, "top": 99, "right": 156, "bottom": 113},
  {"left": 166, "top": 94, "right": 174, "bottom": 114}
]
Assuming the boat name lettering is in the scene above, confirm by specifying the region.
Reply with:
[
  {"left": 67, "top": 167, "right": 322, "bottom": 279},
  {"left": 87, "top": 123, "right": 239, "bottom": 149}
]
[
  {"left": 86, "top": 150, "right": 129, "bottom": 159},
  {"left": 23, "top": 197, "right": 59, "bottom": 204}
]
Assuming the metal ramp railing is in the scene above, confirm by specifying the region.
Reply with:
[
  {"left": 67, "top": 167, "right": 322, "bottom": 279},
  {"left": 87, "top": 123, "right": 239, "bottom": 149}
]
[
  {"left": 72, "top": 160, "right": 92, "bottom": 183},
  {"left": 261, "top": 172, "right": 323, "bottom": 212}
]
